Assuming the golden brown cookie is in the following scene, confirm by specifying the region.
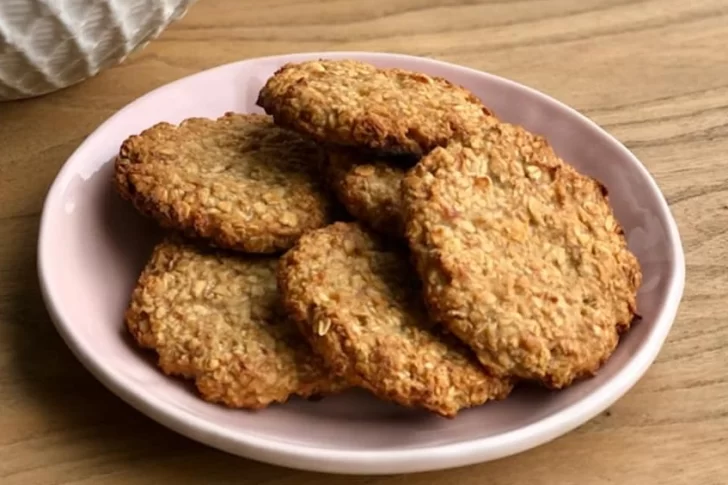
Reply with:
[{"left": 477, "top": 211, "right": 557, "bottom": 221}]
[
  {"left": 114, "top": 113, "right": 333, "bottom": 254},
  {"left": 125, "top": 236, "right": 345, "bottom": 409},
  {"left": 257, "top": 59, "right": 493, "bottom": 156},
  {"left": 402, "top": 122, "right": 642, "bottom": 389},
  {"left": 323, "top": 149, "right": 413, "bottom": 237},
  {"left": 277, "top": 222, "right": 513, "bottom": 418}
]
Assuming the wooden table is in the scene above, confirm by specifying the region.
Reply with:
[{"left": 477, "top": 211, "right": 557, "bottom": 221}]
[{"left": 2, "top": 0, "right": 727, "bottom": 483}]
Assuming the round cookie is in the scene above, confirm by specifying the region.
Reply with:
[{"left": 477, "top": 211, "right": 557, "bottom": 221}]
[
  {"left": 323, "top": 149, "right": 413, "bottom": 237},
  {"left": 114, "top": 113, "right": 333, "bottom": 254},
  {"left": 402, "top": 122, "right": 642, "bottom": 389},
  {"left": 125, "top": 237, "right": 345, "bottom": 409},
  {"left": 277, "top": 222, "right": 513, "bottom": 418},
  {"left": 257, "top": 59, "right": 493, "bottom": 156}
]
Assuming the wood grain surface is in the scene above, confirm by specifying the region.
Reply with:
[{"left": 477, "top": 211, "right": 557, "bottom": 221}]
[{"left": 1, "top": 0, "right": 727, "bottom": 483}]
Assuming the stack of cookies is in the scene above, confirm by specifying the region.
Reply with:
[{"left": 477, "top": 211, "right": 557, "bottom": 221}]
[{"left": 115, "top": 59, "right": 642, "bottom": 418}]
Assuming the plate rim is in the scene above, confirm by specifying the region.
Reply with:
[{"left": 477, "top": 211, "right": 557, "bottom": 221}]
[{"left": 36, "top": 51, "right": 686, "bottom": 475}]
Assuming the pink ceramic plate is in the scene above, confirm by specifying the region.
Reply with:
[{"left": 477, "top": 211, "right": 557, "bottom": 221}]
[{"left": 37, "top": 52, "right": 685, "bottom": 475}]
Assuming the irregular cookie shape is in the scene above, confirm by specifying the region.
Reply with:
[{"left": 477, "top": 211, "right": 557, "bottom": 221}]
[
  {"left": 114, "top": 113, "right": 333, "bottom": 254},
  {"left": 125, "top": 237, "right": 345, "bottom": 409},
  {"left": 257, "top": 59, "right": 493, "bottom": 156},
  {"left": 278, "top": 222, "right": 513, "bottom": 417},
  {"left": 402, "top": 122, "right": 642, "bottom": 388},
  {"left": 323, "top": 149, "right": 412, "bottom": 237}
]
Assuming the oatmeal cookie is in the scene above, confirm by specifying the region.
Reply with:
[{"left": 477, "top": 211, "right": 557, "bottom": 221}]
[
  {"left": 125, "top": 237, "right": 345, "bottom": 409},
  {"left": 257, "top": 59, "right": 493, "bottom": 156},
  {"left": 402, "top": 122, "right": 642, "bottom": 388},
  {"left": 114, "top": 113, "right": 333, "bottom": 254},
  {"left": 323, "top": 149, "right": 413, "bottom": 237},
  {"left": 277, "top": 222, "right": 513, "bottom": 417}
]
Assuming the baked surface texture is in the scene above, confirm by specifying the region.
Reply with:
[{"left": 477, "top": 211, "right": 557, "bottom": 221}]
[
  {"left": 125, "top": 237, "right": 345, "bottom": 409},
  {"left": 114, "top": 113, "right": 332, "bottom": 254},
  {"left": 277, "top": 221, "right": 513, "bottom": 417},
  {"left": 256, "top": 59, "right": 493, "bottom": 156},
  {"left": 402, "top": 122, "right": 643, "bottom": 388},
  {"left": 323, "top": 149, "right": 411, "bottom": 237}
]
